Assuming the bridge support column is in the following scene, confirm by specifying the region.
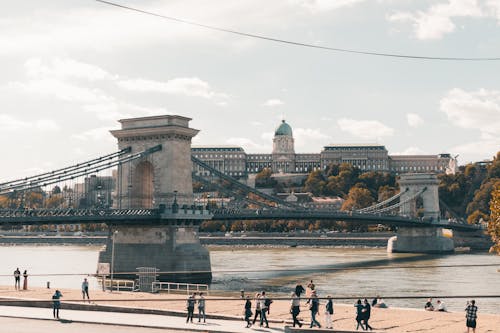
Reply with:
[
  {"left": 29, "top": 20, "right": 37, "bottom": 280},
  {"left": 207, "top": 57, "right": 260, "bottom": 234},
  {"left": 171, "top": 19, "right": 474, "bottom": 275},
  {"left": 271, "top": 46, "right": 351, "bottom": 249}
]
[
  {"left": 98, "top": 214, "right": 212, "bottom": 284},
  {"left": 388, "top": 227, "right": 454, "bottom": 253}
]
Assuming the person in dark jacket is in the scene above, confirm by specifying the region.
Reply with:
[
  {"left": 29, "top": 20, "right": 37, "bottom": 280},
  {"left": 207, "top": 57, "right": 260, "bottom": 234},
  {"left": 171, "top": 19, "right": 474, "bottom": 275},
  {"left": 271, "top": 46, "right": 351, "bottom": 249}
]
[
  {"left": 186, "top": 293, "right": 196, "bottom": 323},
  {"left": 52, "top": 290, "right": 63, "bottom": 319},
  {"left": 325, "top": 295, "right": 334, "bottom": 329},
  {"left": 355, "top": 299, "right": 366, "bottom": 331},
  {"left": 308, "top": 290, "right": 321, "bottom": 328},
  {"left": 362, "top": 298, "right": 373, "bottom": 331},
  {"left": 244, "top": 296, "right": 252, "bottom": 328}
]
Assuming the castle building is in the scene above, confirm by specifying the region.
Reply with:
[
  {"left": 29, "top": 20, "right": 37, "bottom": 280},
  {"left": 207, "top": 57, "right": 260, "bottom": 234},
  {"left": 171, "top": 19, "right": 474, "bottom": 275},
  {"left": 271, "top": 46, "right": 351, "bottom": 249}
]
[{"left": 191, "top": 120, "right": 452, "bottom": 178}]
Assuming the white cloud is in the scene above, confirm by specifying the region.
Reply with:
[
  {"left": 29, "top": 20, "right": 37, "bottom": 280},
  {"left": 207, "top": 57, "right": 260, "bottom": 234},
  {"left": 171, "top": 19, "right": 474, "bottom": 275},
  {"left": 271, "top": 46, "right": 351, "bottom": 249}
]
[
  {"left": 83, "top": 102, "right": 168, "bottom": 121},
  {"left": 262, "top": 99, "right": 285, "bottom": 107},
  {"left": 394, "top": 146, "right": 428, "bottom": 155},
  {"left": 337, "top": 118, "right": 395, "bottom": 139},
  {"left": 440, "top": 88, "right": 500, "bottom": 139},
  {"left": 117, "top": 77, "right": 228, "bottom": 100},
  {"left": 406, "top": 113, "right": 424, "bottom": 128},
  {"left": 71, "top": 127, "right": 115, "bottom": 142},
  {"left": 24, "top": 57, "right": 115, "bottom": 81},
  {"left": 388, "top": 0, "right": 484, "bottom": 40},
  {"left": 450, "top": 139, "right": 499, "bottom": 162},
  {"left": 261, "top": 131, "right": 274, "bottom": 141},
  {"left": 294, "top": 128, "right": 331, "bottom": 148},
  {"left": 0, "top": 114, "right": 59, "bottom": 132},
  {"left": 293, "top": 0, "right": 367, "bottom": 13},
  {"left": 226, "top": 137, "right": 270, "bottom": 151},
  {"left": 7, "top": 78, "right": 112, "bottom": 103},
  {"left": 0, "top": 1, "right": 301, "bottom": 56}
]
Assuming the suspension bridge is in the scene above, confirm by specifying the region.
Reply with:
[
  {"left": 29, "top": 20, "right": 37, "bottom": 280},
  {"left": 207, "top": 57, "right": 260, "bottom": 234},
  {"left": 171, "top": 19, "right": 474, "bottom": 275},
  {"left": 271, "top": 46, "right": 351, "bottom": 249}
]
[{"left": 0, "top": 115, "right": 482, "bottom": 284}]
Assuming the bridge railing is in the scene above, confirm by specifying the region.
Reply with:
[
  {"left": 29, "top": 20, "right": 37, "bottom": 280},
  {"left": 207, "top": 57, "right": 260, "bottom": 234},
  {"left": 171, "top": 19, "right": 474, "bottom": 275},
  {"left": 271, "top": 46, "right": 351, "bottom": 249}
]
[{"left": 152, "top": 281, "right": 209, "bottom": 295}]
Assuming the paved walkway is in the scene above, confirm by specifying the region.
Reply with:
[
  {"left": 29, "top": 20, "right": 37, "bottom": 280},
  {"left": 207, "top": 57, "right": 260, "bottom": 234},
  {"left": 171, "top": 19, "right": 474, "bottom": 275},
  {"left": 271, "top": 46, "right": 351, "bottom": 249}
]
[{"left": 0, "top": 306, "right": 285, "bottom": 333}]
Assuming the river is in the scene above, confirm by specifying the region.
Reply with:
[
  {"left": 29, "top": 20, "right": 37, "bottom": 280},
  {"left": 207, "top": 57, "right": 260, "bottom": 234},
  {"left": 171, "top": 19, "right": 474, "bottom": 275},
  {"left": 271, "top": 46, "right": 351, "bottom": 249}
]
[{"left": 0, "top": 245, "right": 499, "bottom": 313}]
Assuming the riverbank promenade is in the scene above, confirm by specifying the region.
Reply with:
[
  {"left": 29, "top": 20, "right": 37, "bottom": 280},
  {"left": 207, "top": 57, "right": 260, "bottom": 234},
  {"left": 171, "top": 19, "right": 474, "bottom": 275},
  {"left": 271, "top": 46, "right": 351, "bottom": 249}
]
[{"left": 1, "top": 286, "right": 499, "bottom": 332}]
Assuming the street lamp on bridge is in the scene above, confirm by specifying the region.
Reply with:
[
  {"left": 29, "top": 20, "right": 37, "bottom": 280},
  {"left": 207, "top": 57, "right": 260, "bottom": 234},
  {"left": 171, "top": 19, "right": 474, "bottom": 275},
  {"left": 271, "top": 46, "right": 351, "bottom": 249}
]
[{"left": 110, "top": 230, "right": 118, "bottom": 292}]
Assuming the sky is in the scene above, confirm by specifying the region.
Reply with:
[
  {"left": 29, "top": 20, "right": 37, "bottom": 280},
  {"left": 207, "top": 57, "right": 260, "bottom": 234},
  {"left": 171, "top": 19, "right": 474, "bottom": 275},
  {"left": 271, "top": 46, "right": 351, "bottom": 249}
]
[{"left": 1, "top": 0, "right": 500, "bottom": 180}]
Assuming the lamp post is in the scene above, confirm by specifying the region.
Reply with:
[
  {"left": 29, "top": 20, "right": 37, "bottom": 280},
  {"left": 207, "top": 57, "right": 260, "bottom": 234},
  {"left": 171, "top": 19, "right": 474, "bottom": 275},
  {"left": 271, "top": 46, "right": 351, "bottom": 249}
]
[
  {"left": 172, "top": 190, "right": 179, "bottom": 213},
  {"left": 110, "top": 230, "right": 118, "bottom": 292}
]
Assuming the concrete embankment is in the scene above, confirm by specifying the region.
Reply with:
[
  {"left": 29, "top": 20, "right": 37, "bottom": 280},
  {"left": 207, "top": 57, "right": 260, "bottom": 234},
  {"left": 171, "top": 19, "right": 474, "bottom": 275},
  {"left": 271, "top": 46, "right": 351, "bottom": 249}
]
[
  {"left": 200, "top": 236, "right": 391, "bottom": 247},
  {"left": 0, "top": 233, "right": 393, "bottom": 247}
]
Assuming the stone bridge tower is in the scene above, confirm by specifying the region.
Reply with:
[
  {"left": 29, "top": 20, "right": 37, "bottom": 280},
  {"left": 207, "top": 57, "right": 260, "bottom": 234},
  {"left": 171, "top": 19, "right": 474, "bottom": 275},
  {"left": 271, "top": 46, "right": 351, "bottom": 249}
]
[
  {"left": 98, "top": 115, "right": 212, "bottom": 285},
  {"left": 388, "top": 173, "right": 454, "bottom": 254},
  {"left": 111, "top": 115, "right": 197, "bottom": 209},
  {"left": 398, "top": 173, "right": 440, "bottom": 219}
]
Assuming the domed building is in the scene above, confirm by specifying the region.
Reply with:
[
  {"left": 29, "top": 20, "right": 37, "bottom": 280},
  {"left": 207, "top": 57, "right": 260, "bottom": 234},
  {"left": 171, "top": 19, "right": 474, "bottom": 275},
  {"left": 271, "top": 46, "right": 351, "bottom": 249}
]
[
  {"left": 191, "top": 119, "right": 453, "bottom": 179},
  {"left": 272, "top": 120, "right": 295, "bottom": 173}
]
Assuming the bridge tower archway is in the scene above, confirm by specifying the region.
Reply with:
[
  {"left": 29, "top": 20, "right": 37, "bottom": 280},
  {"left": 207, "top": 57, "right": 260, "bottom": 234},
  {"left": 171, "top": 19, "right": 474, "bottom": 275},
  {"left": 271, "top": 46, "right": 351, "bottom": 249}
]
[
  {"left": 131, "top": 160, "right": 154, "bottom": 208},
  {"left": 398, "top": 173, "right": 440, "bottom": 219}
]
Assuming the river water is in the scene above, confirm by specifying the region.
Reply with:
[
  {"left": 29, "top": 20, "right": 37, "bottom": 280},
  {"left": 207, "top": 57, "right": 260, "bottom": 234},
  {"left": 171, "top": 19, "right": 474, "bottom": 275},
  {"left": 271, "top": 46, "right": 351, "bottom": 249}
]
[{"left": 0, "top": 245, "right": 499, "bottom": 313}]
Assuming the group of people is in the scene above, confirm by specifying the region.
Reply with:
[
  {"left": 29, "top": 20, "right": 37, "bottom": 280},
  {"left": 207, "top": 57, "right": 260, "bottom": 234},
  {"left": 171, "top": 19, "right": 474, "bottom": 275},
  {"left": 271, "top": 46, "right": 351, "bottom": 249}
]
[
  {"left": 425, "top": 297, "right": 478, "bottom": 332},
  {"left": 185, "top": 292, "right": 206, "bottom": 324},
  {"left": 354, "top": 299, "right": 374, "bottom": 331},
  {"left": 424, "top": 297, "right": 447, "bottom": 312},
  {"left": 244, "top": 291, "right": 272, "bottom": 328},
  {"left": 13, "top": 268, "right": 28, "bottom": 290}
]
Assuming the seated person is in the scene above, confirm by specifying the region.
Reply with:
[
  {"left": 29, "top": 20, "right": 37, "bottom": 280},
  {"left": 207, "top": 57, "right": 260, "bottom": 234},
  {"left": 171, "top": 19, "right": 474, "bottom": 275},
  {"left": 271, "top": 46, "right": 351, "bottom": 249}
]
[
  {"left": 436, "top": 300, "right": 447, "bottom": 312},
  {"left": 373, "top": 297, "right": 387, "bottom": 308},
  {"left": 424, "top": 298, "right": 435, "bottom": 311}
]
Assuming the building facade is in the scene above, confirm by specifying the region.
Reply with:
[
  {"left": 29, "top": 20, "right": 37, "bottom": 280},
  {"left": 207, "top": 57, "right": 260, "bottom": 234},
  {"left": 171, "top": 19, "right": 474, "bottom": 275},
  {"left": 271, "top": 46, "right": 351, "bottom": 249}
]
[{"left": 191, "top": 120, "right": 453, "bottom": 177}]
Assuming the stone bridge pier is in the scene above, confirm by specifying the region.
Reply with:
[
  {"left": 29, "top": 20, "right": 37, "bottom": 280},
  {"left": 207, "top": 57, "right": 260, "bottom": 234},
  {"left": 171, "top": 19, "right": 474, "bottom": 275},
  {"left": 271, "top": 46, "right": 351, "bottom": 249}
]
[
  {"left": 97, "top": 115, "right": 212, "bottom": 284},
  {"left": 388, "top": 173, "right": 454, "bottom": 253}
]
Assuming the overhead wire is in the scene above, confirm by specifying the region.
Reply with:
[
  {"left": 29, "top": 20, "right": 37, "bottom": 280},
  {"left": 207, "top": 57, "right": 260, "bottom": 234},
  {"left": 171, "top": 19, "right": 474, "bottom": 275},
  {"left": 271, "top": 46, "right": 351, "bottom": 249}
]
[{"left": 95, "top": 0, "right": 500, "bottom": 61}]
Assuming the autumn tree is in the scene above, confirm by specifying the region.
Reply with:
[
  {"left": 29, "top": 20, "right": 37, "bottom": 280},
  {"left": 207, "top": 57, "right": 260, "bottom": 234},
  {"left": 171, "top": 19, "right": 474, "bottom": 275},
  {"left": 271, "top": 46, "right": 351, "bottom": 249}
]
[
  {"left": 341, "top": 186, "right": 374, "bottom": 211},
  {"left": 488, "top": 188, "right": 500, "bottom": 254},
  {"left": 255, "top": 168, "right": 276, "bottom": 188}
]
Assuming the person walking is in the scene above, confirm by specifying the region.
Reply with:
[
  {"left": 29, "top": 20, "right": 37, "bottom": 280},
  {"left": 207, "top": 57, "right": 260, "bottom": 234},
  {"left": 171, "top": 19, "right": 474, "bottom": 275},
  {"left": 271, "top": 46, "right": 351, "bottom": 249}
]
[
  {"left": 259, "top": 291, "right": 269, "bottom": 328},
  {"left": 186, "top": 293, "right": 196, "bottom": 323},
  {"left": 325, "top": 295, "right": 334, "bottom": 329},
  {"left": 290, "top": 292, "right": 302, "bottom": 328},
  {"left": 307, "top": 280, "right": 315, "bottom": 296},
  {"left": 197, "top": 292, "right": 206, "bottom": 323},
  {"left": 362, "top": 299, "right": 373, "bottom": 331},
  {"left": 355, "top": 299, "right": 366, "bottom": 331},
  {"left": 465, "top": 300, "right": 478, "bottom": 333},
  {"left": 52, "top": 290, "right": 63, "bottom": 319},
  {"left": 244, "top": 296, "right": 252, "bottom": 328},
  {"left": 308, "top": 290, "right": 321, "bottom": 328},
  {"left": 81, "top": 278, "right": 90, "bottom": 303},
  {"left": 22, "top": 270, "right": 28, "bottom": 290},
  {"left": 252, "top": 293, "right": 261, "bottom": 325},
  {"left": 295, "top": 284, "right": 305, "bottom": 298},
  {"left": 14, "top": 268, "right": 21, "bottom": 290}
]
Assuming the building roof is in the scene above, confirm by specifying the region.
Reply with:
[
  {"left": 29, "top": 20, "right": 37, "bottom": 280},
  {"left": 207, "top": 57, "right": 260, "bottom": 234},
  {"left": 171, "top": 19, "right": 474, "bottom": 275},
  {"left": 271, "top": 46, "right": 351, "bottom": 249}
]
[
  {"left": 275, "top": 120, "right": 293, "bottom": 136},
  {"left": 191, "top": 146, "right": 244, "bottom": 152}
]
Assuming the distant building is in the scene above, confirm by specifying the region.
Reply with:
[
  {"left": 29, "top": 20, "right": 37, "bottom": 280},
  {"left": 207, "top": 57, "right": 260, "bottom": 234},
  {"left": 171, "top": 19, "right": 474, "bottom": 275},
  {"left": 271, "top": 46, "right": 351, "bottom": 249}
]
[{"left": 191, "top": 120, "right": 453, "bottom": 177}]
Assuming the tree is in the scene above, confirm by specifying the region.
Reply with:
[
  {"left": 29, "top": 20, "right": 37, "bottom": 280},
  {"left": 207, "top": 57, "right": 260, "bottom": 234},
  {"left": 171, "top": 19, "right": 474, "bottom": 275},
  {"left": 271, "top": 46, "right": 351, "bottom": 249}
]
[
  {"left": 489, "top": 188, "right": 500, "bottom": 254},
  {"left": 255, "top": 168, "right": 276, "bottom": 188},
  {"left": 341, "top": 186, "right": 374, "bottom": 211},
  {"left": 304, "top": 170, "right": 325, "bottom": 195}
]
